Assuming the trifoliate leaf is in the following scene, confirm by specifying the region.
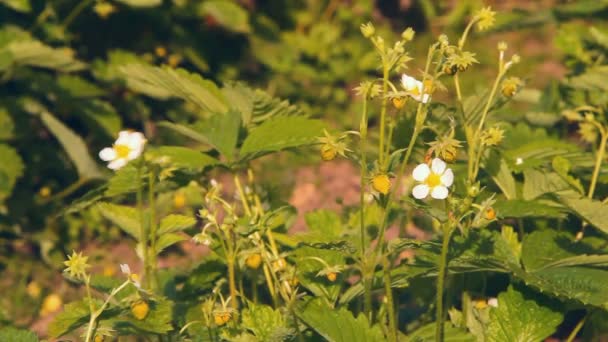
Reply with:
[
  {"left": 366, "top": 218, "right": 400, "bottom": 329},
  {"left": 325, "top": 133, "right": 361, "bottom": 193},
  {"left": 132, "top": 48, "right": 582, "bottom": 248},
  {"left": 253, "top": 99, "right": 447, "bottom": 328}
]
[{"left": 486, "top": 286, "right": 563, "bottom": 342}]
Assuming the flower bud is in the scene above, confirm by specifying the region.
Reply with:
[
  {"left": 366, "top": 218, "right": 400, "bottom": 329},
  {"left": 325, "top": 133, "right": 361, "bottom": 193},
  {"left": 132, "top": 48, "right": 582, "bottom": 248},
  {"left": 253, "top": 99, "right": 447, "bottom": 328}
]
[
  {"left": 246, "top": 254, "right": 262, "bottom": 270},
  {"left": 173, "top": 192, "right": 186, "bottom": 209},
  {"left": 131, "top": 300, "right": 150, "bottom": 320},
  {"left": 214, "top": 311, "right": 232, "bottom": 326},
  {"left": 401, "top": 27, "right": 415, "bottom": 41},
  {"left": 372, "top": 174, "right": 391, "bottom": 195},
  {"left": 360, "top": 22, "right": 375, "bottom": 38},
  {"left": 485, "top": 207, "right": 496, "bottom": 220},
  {"left": 392, "top": 97, "right": 406, "bottom": 109},
  {"left": 467, "top": 185, "right": 480, "bottom": 198},
  {"left": 39, "top": 186, "right": 51, "bottom": 198},
  {"left": 501, "top": 77, "right": 522, "bottom": 98},
  {"left": 41, "top": 294, "right": 62, "bottom": 316},
  {"left": 443, "top": 64, "right": 457, "bottom": 76},
  {"left": 326, "top": 272, "right": 337, "bottom": 282},
  {"left": 321, "top": 144, "right": 337, "bottom": 161}
]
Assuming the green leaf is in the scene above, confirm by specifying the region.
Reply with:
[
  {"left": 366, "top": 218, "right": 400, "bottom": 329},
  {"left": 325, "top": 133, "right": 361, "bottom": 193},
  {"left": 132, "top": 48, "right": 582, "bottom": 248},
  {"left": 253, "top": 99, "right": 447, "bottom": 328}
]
[
  {"left": 38, "top": 110, "right": 103, "bottom": 180},
  {"left": 521, "top": 230, "right": 578, "bottom": 272},
  {"left": 493, "top": 199, "right": 567, "bottom": 219},
  {"left": 199, "top": 1, "right": 251, "bottom": 34},
  {"left": 297, "top": 299, "right": 385, "bottom": 342},
  {"left": 558, "top": 191, "right": 608, "bottom": 234},
  {"left": 486, "top": 286, "right": 563, "bottom": 342},
  {"left": 57, "top": 75, "right": 105, "bottom": 98},
  {"left": 406, "top": 322, "right": 475, "bottom": 341},
  {"left": 49, "top": 300, "right": 96, "bottom": 338},
  {"left": 105, "top": 163, "right": 143, "bottom": 197},
  {"left": 190, "top": 110, "right": 241, "bottom": 159},
  {"left": 147, "top": 146, "right": 218, "bottom": 171},
  {"left": 522, "top": 169, "right": 570, "bottom": 200},
  {"left": 158, "top": 214, "right": 196, "bottom": 235},
  {"left": 0, "top": 0, "right": 31, "bottom": 12},
  {"left": 97, "top": 202, "right": 141, "bottom": 241},
  {"left": 5, "top": 40, "right": 86, "bottom": 72},
  {"left": 300, "top": 210, "right": 343, "bottom": 243},
  {"left": 0, "top": 108, "right": 14, "bottom": 140},
  {"left": 517, "top": 229, "right": 608, "bottom": 308},
  {"left": 568, "top": 66, "right": 608, "bottom": 91},
  {"left": 0, "top": 327, "right": 38, "bottom": 342},
  {"left": 114, "top": 0, "right": 161, "bottom": 7},
  {"left": 0, "top": 144, "right": 24, "bottom": 201},
  {"left": 156, "top": 233, "right": 187, "bottom": 254},
  {"left": 484, "top": 152, "right": 517, "bottom": 200},
  {"left": 241, "top": 303, "right": 292, "bottom": 342},
  {"left": 110, "top": 297, "right": 173, "bottom": 334},
  {"left": 240, "top": 116, "right": 324, "bottom": 158},
  {"left": 81, "top": 100, "right": 122, "bottom": 136},
  {"left": 552, "top": 156, "right": 584, "bottom": 194},
  {"left": 120, "top": 64, "right": 228, "bottom": 114}
]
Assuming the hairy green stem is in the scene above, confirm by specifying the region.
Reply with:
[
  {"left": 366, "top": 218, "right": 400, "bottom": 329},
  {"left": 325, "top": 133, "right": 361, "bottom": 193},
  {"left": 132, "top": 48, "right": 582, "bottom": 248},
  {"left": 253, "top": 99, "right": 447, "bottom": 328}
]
[
  {"left": 359, "top": 96, "right": 373, "bottom": 318},
  {"left": 588, "top": 129, "right": 607, "bottom": 199},
  {"left": 566, "top": 314, "right": 586, "bottom": 342},
  {"left": 137, "top": 160, "right": 147, "bottom": 286},
  {"left": 62, "top": 0, "right": 94, "bottom": 31},
  {"left": 435, "top": 225, "right": 453, "bottom": 342},
  {"left": 148, "top": 170, "right": 158, "bottom": 291},
  {"left": 379, "top": 64, "right": 389, "bottom": 168},
  {"left": 468, "top": 67, "right": 503, "bottom": 184},
  {"left": 84, "top": 280, "right": 130, "bottom": 342},
  {"left": 383, "top": 258, "right": 397, "bottom": 342},
  {"left": 453, "top": 74, "right": 462, "bottom": 102},
  {"left": 227, "top": 259, "right": 238, "bottom": 310}
]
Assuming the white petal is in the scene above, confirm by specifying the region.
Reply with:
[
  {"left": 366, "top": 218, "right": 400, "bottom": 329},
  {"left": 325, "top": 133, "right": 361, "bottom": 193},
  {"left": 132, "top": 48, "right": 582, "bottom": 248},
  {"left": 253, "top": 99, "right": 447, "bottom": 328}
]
[
  {"left": 431, "top": 158, "right": 446, "bottom": 174},
  {"left": 441, "top": 168, "right": 454, "bottom": 187},
  {"left": 99, "top": 147, "right": 116, "bottom": 161},
  {"left": 401, "top": 74, "right": 419, "bottom": 90},
  {"left": 412, "top": 184, "right": 430, "bottom": 199},
  {"left": 127, "top": 132, "right": 146, "bottom": 150},
  {"left": 120, "top": 264, "right": 131, "bottom": 275},
  {"left": 488, "top": 298, "right": 498, "bottom": 308},
  {"left": 108, "top": 158, "right": 127, "bottom": 170},
  {"left": 431, "top": 185, "right": 449, "bottom": 199},
  {"left": 115, "top": 132, "right": 131, "bottom": 146},
  {"left": 412, "top": 163, "right": 430, "bottom": 181},
  {"left": 127, "top": 148, "right": 143, "bottom": 161}
]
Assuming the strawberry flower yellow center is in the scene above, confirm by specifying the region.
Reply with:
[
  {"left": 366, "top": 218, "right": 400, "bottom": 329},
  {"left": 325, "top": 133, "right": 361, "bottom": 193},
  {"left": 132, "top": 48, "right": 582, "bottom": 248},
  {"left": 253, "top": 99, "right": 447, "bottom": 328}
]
[
  {"left": 412, "top": 158, "right": 453, "bottom": 200},
  {"left": 99, "top": 131, "right": 146, "bottom": 170}
]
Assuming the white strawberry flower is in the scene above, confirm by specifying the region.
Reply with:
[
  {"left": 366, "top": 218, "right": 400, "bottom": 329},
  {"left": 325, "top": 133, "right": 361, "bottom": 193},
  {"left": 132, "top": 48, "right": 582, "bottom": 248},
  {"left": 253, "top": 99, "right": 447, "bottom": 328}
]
[
  {"left": 412, "top": 158, "right": 454, "bottom": 200},
  {"left": 99, "top": 130, "right": 146, "bottom": 170},
  {"left": 401, "top": 74, "right": 430, "bottom": 103}
]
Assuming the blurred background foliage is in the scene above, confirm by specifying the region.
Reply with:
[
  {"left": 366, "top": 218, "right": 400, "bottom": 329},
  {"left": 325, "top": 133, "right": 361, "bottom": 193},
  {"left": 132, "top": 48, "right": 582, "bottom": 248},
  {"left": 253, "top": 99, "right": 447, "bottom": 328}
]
[{"left": 2, "top": 0, "right": 608, "bottom": 336}]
